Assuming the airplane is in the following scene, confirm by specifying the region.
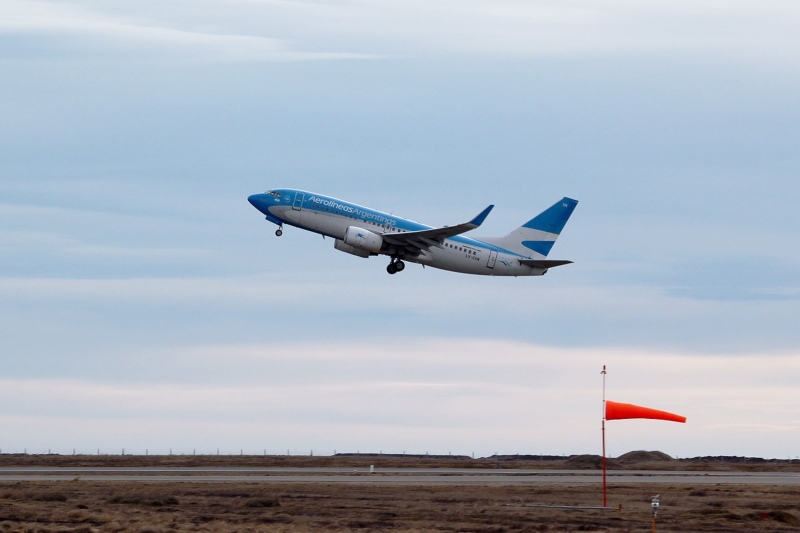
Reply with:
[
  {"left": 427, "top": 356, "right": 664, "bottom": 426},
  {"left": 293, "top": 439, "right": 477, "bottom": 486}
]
[{"left": 248, "top": 189, "right": 578, "bottom": 276}]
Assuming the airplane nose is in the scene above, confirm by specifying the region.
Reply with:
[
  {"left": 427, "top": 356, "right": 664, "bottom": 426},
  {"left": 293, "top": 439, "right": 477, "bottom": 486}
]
[{"left": 248, "top": 193, "right": 269, "bottom": 214}]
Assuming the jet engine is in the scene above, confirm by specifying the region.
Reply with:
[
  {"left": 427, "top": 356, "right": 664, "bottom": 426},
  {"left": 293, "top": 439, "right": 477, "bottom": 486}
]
[
  {"left": 334, "top": 239, "right": 370, "bottom": 258},
  {"left": 342, "top": 226, "right": 383, "bottom": 253}
]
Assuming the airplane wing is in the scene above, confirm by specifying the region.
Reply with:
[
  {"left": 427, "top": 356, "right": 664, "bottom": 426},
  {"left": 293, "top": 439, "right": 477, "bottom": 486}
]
[
  {"left": 381, "top": 205, "right": 494, "bottom": 255},
  {"left": 518, "top": 259, "right": 573, "bottom": 269}
]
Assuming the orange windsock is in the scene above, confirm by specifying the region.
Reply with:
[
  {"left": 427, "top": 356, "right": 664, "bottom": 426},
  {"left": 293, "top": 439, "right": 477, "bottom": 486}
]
[{"left": 605, "top": 400, "right": 686, "bottom": 423}]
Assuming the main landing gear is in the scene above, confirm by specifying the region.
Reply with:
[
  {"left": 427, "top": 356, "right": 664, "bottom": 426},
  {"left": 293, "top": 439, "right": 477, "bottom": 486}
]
[{"left": 386, "top": 258, "right": 405, "bottom": 275}]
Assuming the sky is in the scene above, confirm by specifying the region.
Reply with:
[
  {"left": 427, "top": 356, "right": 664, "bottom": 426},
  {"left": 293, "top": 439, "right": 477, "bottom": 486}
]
[{"left": 1, "top": 0, "right": 799, "bottom": 459}]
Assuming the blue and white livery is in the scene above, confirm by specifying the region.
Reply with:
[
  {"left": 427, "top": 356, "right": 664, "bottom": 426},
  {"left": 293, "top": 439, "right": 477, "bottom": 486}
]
[{"left": 248, "top": 189, "right": 578, "bottom": 276}]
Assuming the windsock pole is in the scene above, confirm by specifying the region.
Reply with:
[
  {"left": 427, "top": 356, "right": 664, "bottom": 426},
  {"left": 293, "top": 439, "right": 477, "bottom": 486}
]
[{"left": 601, "top": 364, "right": 607, "bottom": 508}]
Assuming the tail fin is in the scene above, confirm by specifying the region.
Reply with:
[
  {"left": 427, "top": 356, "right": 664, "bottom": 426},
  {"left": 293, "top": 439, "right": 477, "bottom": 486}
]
[{"left": 483, "top": 197, "right": 578, "bottom": 257}]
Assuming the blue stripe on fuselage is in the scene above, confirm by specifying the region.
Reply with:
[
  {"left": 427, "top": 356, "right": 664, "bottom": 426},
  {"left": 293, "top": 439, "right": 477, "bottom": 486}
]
[
  {"left": 269, "top": 189, "right": 526, "bottom": 258},
  {"left": 276, "top": 189, "right": 429, "bottom": 232},
  {"left": 447, "top": 235, "right": 523, "bottom": 257}
]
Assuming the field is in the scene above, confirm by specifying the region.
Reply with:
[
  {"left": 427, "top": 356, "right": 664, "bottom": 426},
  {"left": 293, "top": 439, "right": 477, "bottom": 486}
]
[{"left": 1, "top": 454, "right": 799, "bottom": 532}]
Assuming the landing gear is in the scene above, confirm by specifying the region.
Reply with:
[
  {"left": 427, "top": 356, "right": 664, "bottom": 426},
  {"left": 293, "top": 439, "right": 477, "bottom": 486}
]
[
  {"left": 275, "top": 228, "right": 283, "bottom": 237},
  {"left": 386, "top": 258, "right": 405, "bottom": 275}
]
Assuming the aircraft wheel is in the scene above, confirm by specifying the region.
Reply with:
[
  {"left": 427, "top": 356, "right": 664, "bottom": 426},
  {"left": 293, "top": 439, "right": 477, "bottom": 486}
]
[
  {"left": 386, "top": 263, "right": 397, "bottom": 275},
  {"left": 395, "top": 260, "right": 405, "bottom": 272},
  {"left": 275, "top": 228, "right": 283, "bottom": 237}
]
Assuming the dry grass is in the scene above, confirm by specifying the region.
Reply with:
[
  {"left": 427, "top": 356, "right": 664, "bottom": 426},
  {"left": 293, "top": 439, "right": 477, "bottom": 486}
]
[
  {"left": 1, "top": 455, "right": 799, "bottom": 532},
  {"left": 0, "top": 481, "right": 799, "bottom": 532}
]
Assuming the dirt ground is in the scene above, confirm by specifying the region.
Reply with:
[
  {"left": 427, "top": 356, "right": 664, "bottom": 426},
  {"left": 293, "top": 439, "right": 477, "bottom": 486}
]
[
  {"left": 3, "top": 480, "right": 800, "bottom": 532},
  {"left": 1, "top": 454, "right": 798, "bottom": 532}
]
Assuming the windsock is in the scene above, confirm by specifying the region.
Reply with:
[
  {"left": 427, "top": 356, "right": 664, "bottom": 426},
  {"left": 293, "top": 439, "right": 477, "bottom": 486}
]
[{"left": 605, "top": 400, "right": 686, "bottom": 423}]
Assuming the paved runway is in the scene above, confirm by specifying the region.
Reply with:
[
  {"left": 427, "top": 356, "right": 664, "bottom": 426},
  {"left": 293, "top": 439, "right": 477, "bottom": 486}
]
[{"left": 1, "top": 467, "right": 799, "bottom": 485}]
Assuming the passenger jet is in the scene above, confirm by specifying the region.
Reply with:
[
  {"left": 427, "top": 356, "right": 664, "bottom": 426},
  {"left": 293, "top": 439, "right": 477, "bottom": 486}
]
[{"left": 248, "top": 189, "right": 578, "bottom": 276}]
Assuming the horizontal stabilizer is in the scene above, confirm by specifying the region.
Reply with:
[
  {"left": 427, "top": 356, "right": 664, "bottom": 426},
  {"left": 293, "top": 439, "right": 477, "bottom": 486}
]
[{"left": 519, "top": 259, "right": 573, "bottom": 269}]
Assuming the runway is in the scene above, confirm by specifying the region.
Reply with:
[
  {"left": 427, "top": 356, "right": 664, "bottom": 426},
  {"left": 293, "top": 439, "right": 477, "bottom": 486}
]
[{"left": 2, "top": 467, "right": 799, "bottom": 485}]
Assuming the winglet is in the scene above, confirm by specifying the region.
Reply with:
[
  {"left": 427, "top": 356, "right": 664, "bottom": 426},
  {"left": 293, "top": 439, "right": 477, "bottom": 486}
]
[{"left": 467, "top": 205, "right": 494, "bottom": 228}]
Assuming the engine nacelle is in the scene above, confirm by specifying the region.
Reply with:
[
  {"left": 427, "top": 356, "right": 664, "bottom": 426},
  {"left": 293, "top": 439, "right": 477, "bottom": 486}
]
[
  {"left": 334, "top": 239, "right": 370, "bottom": 258},
  {"left": 343, "top": 226, "right": 383, "bottom": 253}
]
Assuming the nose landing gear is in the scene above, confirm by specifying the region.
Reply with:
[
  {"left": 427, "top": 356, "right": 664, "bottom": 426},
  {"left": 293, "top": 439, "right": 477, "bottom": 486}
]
[
  {"left": 275, "top": 227, "right": 283, "bottom": 237},
  {"left": 386, "top": 258, "right": 405, "bottom": 275}
]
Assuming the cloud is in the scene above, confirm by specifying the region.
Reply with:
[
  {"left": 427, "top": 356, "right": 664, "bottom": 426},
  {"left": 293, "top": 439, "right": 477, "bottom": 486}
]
[
  {"left": 0, "top": 0, "right": 798, "bottom": 463},
  {"left": 0, "top": 202, "right": 235, "bottom": 278},
  {"left": 0, "top": 0, "right": 372, "bottom": 62},
  {"left": 253, "top": 0, "right": 800, "bottom": 63},
  {"left": 2, "top": 268, "right": 799, "bottom": 356},
  {"left": 1, "top": 341, "right": 798, "bottom": 457},
  {"left": 2, "top": 1, "right": 799, "bottom": 64}
]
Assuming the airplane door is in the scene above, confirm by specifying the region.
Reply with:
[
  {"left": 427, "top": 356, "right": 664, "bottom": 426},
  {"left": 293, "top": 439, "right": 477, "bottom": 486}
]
[
  {"left": 487, "top": 250, "right": 497, "bottom": 269},
  {"left": 292, "top": 192, "right": 304, "bottom": 211}
]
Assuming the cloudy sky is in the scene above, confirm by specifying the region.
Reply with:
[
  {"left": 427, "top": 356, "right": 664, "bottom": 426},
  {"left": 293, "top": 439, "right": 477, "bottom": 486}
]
[{"left": 2, "top": 0, "right": 799, "bottom": 459}]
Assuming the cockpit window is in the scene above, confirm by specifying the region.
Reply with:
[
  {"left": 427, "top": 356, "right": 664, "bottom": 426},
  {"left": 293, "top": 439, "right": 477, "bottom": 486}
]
[{"left": 268, "top": 190, "right": 281, "bottom": 197}]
